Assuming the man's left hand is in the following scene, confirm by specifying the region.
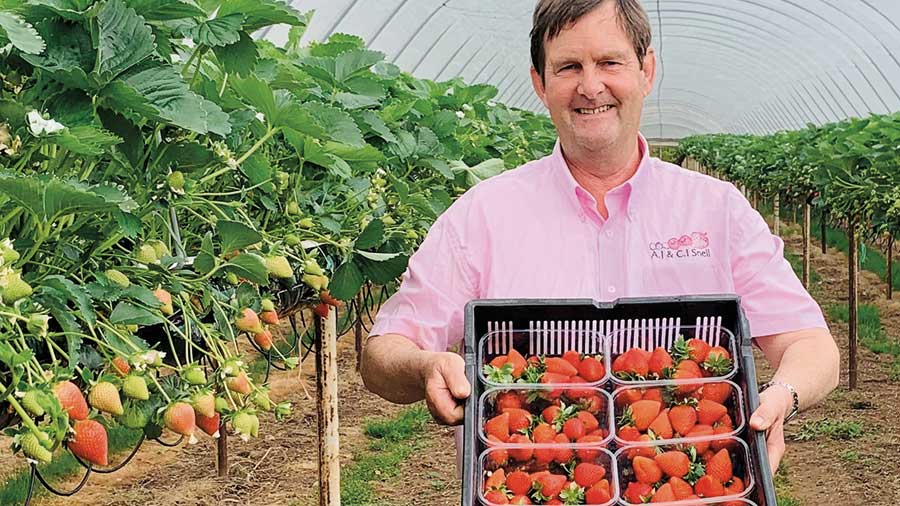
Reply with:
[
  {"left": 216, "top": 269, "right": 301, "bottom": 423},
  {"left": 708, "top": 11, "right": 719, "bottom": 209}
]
[{"left": 749, "top": 385, "right": 794, "bottom": 474}]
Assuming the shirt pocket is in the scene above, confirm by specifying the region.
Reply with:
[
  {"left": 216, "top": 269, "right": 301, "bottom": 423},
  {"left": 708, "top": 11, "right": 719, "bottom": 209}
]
[{"left": 640, "top": 259, "right": 732, "bottom": 296}]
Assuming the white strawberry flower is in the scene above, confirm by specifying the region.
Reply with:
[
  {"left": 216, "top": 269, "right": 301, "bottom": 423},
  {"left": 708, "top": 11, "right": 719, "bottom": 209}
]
[
  {"left": 462, "top": 103, "right": 473, "bottom": 112},
  {"left": 27, "top": 111, "right": 65, "bottom": 136},
  {"left": 445, "top": 88, "right": 455, "bottom": 96},
  {"left": 181, "top": 38, "right": 195, "bottom": 48},
  {"left": 226, "top": 158, "right": 239, "bottom": 169},
  {"left": 455, "top": 110, "right": 465, "bottom": 119},
  {"left": 255, "top": 112, "right": 265, "bottom": 123},
  {"left": 487, "top": 100, "right": 497, "bottom": 107}
]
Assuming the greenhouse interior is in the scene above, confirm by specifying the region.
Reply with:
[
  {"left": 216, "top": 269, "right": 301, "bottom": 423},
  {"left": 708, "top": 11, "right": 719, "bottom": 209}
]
[{"left": 0, "top": 1, "right": 897, "bottom": 506}]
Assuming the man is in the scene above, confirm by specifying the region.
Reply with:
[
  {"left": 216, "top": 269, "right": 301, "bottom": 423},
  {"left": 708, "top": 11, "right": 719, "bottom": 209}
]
[{"left": 360, "top": 0, "right": 839, "bottom": 476}]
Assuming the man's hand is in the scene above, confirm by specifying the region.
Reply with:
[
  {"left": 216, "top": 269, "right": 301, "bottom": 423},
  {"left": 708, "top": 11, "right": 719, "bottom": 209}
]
[
  {"left": 421, "top": 352, "right": 471, "bottom": 425},
  {"left": 749, "top": 384, "right": 794, "bottom": 474}
]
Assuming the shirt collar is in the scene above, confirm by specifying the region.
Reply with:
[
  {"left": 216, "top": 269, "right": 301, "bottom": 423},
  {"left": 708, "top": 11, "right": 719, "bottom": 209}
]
[{"left": 550, "top": 133, "right": 652, "bottom": 223}]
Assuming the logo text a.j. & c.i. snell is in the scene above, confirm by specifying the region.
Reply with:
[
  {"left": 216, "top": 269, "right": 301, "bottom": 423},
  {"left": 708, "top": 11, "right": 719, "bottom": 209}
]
[{"left": 649, "top": 232, "right": 711, "bottom": 260}]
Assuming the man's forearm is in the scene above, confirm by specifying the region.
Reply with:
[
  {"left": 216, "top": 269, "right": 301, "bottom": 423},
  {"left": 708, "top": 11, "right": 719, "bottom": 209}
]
[
  {"left": 761, "top": 328, "right": 840, "bottom": 413},
  {"left": 360, "top": 333, "right": 429, "bottom": 404}
]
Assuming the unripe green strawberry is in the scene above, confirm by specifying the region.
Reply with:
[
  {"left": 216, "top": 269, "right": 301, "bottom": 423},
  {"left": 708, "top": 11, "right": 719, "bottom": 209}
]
[
  {"left": 21, "top": 389, "right": 46, "bottom": 416},
  {"left": 284, "top": 234, "right": 301, "bottom": 246},
  {"left": 105, "top": 269, "right": 130, "bottom": 288},
  {"left": 192, "top": 391, "right": 216, "bottom": 418},
  {"left": 252, "top": 390, "right": 271, "bottom": 411},
  {"left": 265, "top": 255, "right": 293, "bottom": 278},
  {"left": 89, "top": 381, "right": 124, "bottom": 415},
  {"left": 122, "top": 375, "right": 149, "bottom": 400},
  {"left": 164, "top": 402, "right": 196, "bottom": 436},
  {"left": 2, "top": 246, "right": 19, "bottom": 264},
  {"left": 119, "top": 403, "right": 149, "bottom": 429},
  {"left": 232, "top": 411, "right": 259, "bottom": 441},
  {"left": 135, "top": 244, "right": 158, "bottom": 264},
  {"left": 26, "top": 313, "right": 50, "bottom": 337},
  {"left": 20, "top": 433, "right": 52, "bottom": 464},
  {"left": 235, "top": 308, "right": 263, "bottom": 333},
  {"left": 260, "top": 298, "right": 275, "bottom": 312},
  {"left": 153, "top": 288, "right": 174, "bottom": 315},
  {"left": 214, "top": 396, "right": 228, "bottom": 413},
  {"left": 2, "top": 272, "right": 32, "bottom": 303},
  {"left": 382, "top": 215, "right": 396, "bottom": 225},
  {"left": 286, "top": 201, "right": 300, "bottom": 215},
  {"left": 147, "top": 240, "right": 170, "bottom": 259},
  {"left": 221, "top": 359, "right": 243, "bottom": 377},
  {"left": 225, "top": 272, "right": 239, "bottom": 285},
  {"left": 275, "top": 170, "right": 289, "bottom": 189},
  {"left": 303, "top": 258, "right": 324, "bottom": 276},
  {"left": 302, "top": 273, "right": 329, "bottom": 291},
  {"left": 298, "top": 217, "right": 314, "bottom": 228},
  {"left": 167, "top": 171, "right": 185, "bottom": 191},
  {"left": 181, "top": 365, "right": 207, "bottom": 385}
]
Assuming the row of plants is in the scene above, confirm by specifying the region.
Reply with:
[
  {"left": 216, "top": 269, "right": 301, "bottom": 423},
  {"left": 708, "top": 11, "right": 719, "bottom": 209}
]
[{"left": 0, "top": 0, "right": 556, "bottom": 480}]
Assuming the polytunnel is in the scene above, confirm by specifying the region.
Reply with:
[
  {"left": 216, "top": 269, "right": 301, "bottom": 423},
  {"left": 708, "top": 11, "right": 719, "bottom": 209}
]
[{"left": 264, "top": 0, "right": 900, "bottom": 140}]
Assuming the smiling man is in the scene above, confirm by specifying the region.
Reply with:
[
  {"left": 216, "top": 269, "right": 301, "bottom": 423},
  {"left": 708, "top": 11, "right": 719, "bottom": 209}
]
[{"left": 361, "top": 0, "right": 839, "bottom": 478}]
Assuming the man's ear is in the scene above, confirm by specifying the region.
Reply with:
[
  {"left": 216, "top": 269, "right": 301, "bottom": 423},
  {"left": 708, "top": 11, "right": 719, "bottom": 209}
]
[
  {"left": 530, "top": 66, "right": 548, "bottom": 108},
  {"left": 641, "top": 47, "right": 656, "bottom": 97}
]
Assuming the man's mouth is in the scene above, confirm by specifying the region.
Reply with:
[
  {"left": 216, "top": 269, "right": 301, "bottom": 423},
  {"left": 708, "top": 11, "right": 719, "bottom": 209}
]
[{"left": 575, "top": 105, "right": 614, "bottom": 115}]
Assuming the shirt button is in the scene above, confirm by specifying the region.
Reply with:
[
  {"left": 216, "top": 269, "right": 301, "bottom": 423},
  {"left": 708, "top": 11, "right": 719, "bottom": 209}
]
[
  {"left": 605, "top": 230, "right": 613, "bottom": 238},
  {"left": 608, "top": 285, "right": 616, "bottom": 294}
]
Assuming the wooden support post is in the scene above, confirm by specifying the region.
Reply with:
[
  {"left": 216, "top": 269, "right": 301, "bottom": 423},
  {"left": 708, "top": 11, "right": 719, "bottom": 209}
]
[
  {"left": 316, "top": 306, "right": 341, "bottom": 506},
  {"left": 773, "top": 194, "right": 780, "bottom": 236},
  {"left": 848, "top": 217, "right": 859, "bottom": 391},
  {"left": 803, "top": 203, "right": 811, "bottom": 288},
  {"left": 355, "top": 292, "right": 364, "bottom": 371},
  {"left": 821, "top": 210, "right": 827, "bottom": 254},
  {"left": 887, "top": 234, "right": 894, "bottom": 300},
  {"left": 217, "top": 419, "right": 228, "bottom": 477}
]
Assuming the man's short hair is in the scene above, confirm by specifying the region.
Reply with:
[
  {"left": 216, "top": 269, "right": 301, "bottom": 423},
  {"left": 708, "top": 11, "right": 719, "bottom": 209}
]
[{"left": 530, "top": 0, "right": 652, "bottom": 79}]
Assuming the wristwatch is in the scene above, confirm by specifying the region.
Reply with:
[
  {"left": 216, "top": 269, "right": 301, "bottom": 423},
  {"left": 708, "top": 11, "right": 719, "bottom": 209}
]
[{"left": 760, "top": 380, "right": 800, "bottom": 424}]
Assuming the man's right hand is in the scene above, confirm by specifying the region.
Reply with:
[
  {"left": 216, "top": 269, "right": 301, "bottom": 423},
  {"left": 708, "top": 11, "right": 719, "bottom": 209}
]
[{"left": 421, "top": 351, "right": 471, "bottom": 425}]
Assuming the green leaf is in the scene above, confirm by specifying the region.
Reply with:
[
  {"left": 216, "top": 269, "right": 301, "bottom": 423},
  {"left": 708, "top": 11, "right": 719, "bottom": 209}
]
[
  {"left": 217, "top": 219, "right": 262, "bottom": 254},
  {"left": 102, "top": 65, "right": 231, "bottom": 136},
  {"left": 231, "top": 74, "right": 276, "bottom": 121},
  {"left": 212, "top": 31, "right": 258, "bottom": 76},
  {"left": 51, "top": 125, "right": 122, "bottom": 156},
  {"left": 218, "top": 0, "right": 308, "bottom": 32},
  {"left": 114, "top": 210, "right": 142, "bottom": 238},
  {"left": 356, "top": 250, "right": 402, "bottom": 262},
  {"left": 20, "top": 19, "right": 93, "bottom": 89},
  {"left": 123, "top": 285, "right": 162, "bottom": 308},
  {"left": 355, "top": 219, "right": 383, "bottom": 249},
  {"left": 157, "top": 141, "right": 214, "bottom": 171},
  {"left": 299, "top": 49, "right": 384, "bottom": 84},
  {"left": 305, "top": 102, "right": 364, "bottom": 146},
  {"left": 194, "top": 232, "right": 215, "bottom": 274},
  {"left": 122, "top": 0, "right": 204, "bottom": 20},
  {"left": 240, "top": 152, "right": 275, "bottom": 193},
  {"left": 0, "top": 11, "right": 44, "bottom": 54},
  {"left": 191, "top": 13, "right": 243, "bottom": 47},
  {"left": 25, "top": 0, "right": 93, "bottom": 20},
  {"left": 451, "top": 158, "right": 505, "bottom": 186},
  {"left": 41, "top": 275, "right": 96, "bottom": 326},
  {"left": 0, "top": 175, "right": 132, "bottom": 220},
  {"left": 358, "top": 253, "right": 408, "bottom": 284},
  {"left": 212, "top": 300, "right": 235, "bottom": 341},
  {"left": 423, "top": 158, "right": 453, "bottom": 179},
  {"left": 358, "top": 110, "right": 396, "bottom": 143},
  {"left": 95, "top": 0, "right": 156, "bottom": 84},
  {"left": 224, "top": 252, "right": 269, "bottom": 285},
  {"left": 109, "top": 301, "right": 164, "bottom": 325},
  {"left": 329, "top": 261, "right": 364, "bottom": 301}
]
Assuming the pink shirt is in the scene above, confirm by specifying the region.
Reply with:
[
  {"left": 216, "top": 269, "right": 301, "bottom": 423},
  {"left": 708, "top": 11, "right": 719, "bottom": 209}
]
[{"left": 371, "top": 134, "right": 827, "bottom": 348}]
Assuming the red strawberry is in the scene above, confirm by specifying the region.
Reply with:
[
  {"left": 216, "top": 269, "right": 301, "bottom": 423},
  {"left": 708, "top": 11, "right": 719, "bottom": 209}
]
[
  {"left": 562, "top": 350, "right": 582, "bottom": 370},
  {"left": 320, "top": 290, "right": 343, "bottom": 308},
  {"left": 641, "top": 387, "right": 663, "bottom": 404},
  {"left": 615, "top": 388, "right": 643, "bottom": 408},
  {"left": 260, "top": 310, "right": 279, "bottom": 325},
  {"left": 686, "top": 425, "right": 715, "bottom": 453},
  {"left": 573, "top": 462, "right": 606, "bottom": 488},
  {"left": 509, "top": 495, "right": 532, "bottom": 505},
  {"left": 313, "top": 302, "right": 330, "bottom": 318},
  {"left": 578, "top": 356, "right": 605, "bottom": 382},
  {"left": 542, "top": 405, "right": 562, "bottom": 424},
  {"left": 673, "top": 360, "right": 703, "bottom": 394},
  {"left": 650, "top": 483, "right": 676, "bottom": 503},
  {"left": 235, "top": 307, "right": 263, "bottom": 333},
  {"left": 724, "top": 476, "right": 745, "bottom": 495},
  {"left": 694, "top": 475, "right": 725, "bottom": 497},
  {"left": 563, "top": 418, "right": 585, "bottom": 440},
  {"left": 685, "top": 338, "right": 711, "bottom": 362},
  {"left": 253, "top": 329, "right": 274, "bottom": 350},
  {"left": 706, "top": 346, "right": 730, "bottom": 361},
  {"left": 487, "top": 435, "right": 509, "bottom": 466},
  {"left": 627, "top": 399, "right": 661, "bottom": 431},
  {"left": 111, "top": 356, "right": 130, "bottom": 377},
  {"left": 506, "top": 349, "right": 528, "bottom": 378},
  {"left": 585, "top": 479, "right": 612, "bottom": 504},
  {"left": 485, "top": 412, "right": 510, "bottom": 441},
  {"left": 196, "top": 412, "right": 221, "bottom": 437},
  {"left": 153, "top": 288, "right": 174, "bottom": 315},
  {"left": 502, "top": 408, "right": 532, "bottom": 433},
  {"left": 654, "top": 451, "right": 690, "bottom": 479},
  {"left": 532, "top": 422, "right": 557, "bottom": 443},
  {"left": 507, "top": 434, "right": 532, "bottom": 462},
  {"left": 648, "top": 347, "right": 674, "bottom": 378},
  {"left": 626, "top": 435, "right": 656, "bottom": 460},
  {"left": 566, "top": 376, "right": 593, "bottom": 399},
  {"left": 711, "top": 427, "right": 738, "bottom": 451},
  {"left": 576, "top": 411, "right": 600, "bottom": 433},
  {"left": 614, "top": 348, "right": 650, "bottom": 378},
  {"left": 484, "top": 489, "right": 509, "bottom": 504},
  {"left": 581, "top": 393, "right": 605, "bottom": 414},
  {"left": 496, "top": 391, "right": 525, "bottom": 411},
  {"left": 648, "top": 409, "right": 674, "bottom": 439},
  {"left": 490, "top": 356, "right": 509, "bottom": 368},
  {"left": 164, "top": 402, "right": 196, "bottom": 436},
  {"left": 706, "top": 449, "right": 734, "bottom": 483},
  {"left": 632, "top": 456, "right": 663, "bottom": 484},
  {"left": 575, "top": 435, "right": 606, "bottom": 461},
  {"left": 697, "top": 399, "right": 728, "bottom": 426},
  {"left": 545, "top": 357, "right": 578, "bottom": 376},
  {"left": 700, "top": 382, "right": 732, "bottom": 404},
  {"left": 533, "top": 474, "right": 567, "bottom": 500},
  {"left": 553, "top": 433, "right": 573, "bottom": 463},
  {"left": 54, "top": 381, "right": 89, "bottom": 420},
  {"left": 506, "top": 470, "right": 532, "bottom": 495},
  {"left": 68, "top": 419, "right": 108, "bottom": 466},
  {"left": 623, "top": 481, "right": 653, "bottom": 504},
  {"left": 668, "top": 404, "right": 698, "bottom": 436},
  {"left": 485, "top": 468, "right": 506, "bottom": 490},
  {"left": 668, "top": 476, "right": 695, "bottom": 499},
  {"left": 618, "top": 425, "right": 641, "bottom": 441}
]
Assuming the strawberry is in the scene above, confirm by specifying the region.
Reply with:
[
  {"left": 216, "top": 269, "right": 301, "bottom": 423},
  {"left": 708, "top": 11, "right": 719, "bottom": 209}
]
[
  {"left": 532, "top": 473, "right": 567, "bottom": 500},
  {"left": 685, "top": 338, "right": 711, "bottom": 362},
  {"left": 615, "top": 388, "right": 643, "bottom": 408},
  {"left": 552, "top": 433, "right": 573, "bottom": 463},
  {"left": 119, "top": 402, "right": 149, "bottom": 429},
  {"left": 265, "top": 255, "right": 294, "bottom": 278},
  {"left": 632, "top": 456, "right": 663, "bottom": 484},
  {"left": 623, "top": 481, "right": 653, "bottom": 504},
  {"left": 2, "top": 272, "right": 32, "bottom": 303},
  {"left": 313, "top": 302, "right": 330, "bottom": 318},
  {"left": 486, "top": 435, "right": 508, "bottom": 466},
  {"left": 148, "top": 239, "right": 170, "bottom": 259},
  {"left": 506, "top": 349, "right": 528, "bottom": 378},
  {"left": 508, "top": 494, "right": 532, "bottom": 505},
  {"left": 253, "top": 329, "right": 274, "bottom": 350},
  {"left": 673, "top": 360, "right": 703, "bottom": 394},
  {"left": 700, "top": 382, "right": 732, "bottom": 404},
  {"left": 668, "top": 403, "right": 698, "bottom": 436},
  {"left": 562, "top": 417, "right": 585, "bottom": 440},
  {"left": 668, "top": 476, "right": 695, "bottom": 499},
  {"left": 625, "top": 434, "right": 656, "bottom": 460},
  {"left": 623, "top": 399, "right": 661, "bottom": 431},
  {"left": 111, "top": 356, "right": 131, "bottom": 377},
  {"left": 650, "top": 483, "right": 676, "bottom": 503},
  {"left": 484, "top": 467, "right": 507, "bottom": 490},
  {"left": 711, "top": 426, "right": 738, "bottom": 451},
  {"left": 576, "top": 411, "right": 600, "bottom": 433},
  {"left": 181, "top": 365, "right": 207, "bottom": 385},
  {"left": 153, "top": 288, "right": 174, "bottom": 316},
  {"left": 260, "top": 298, "right": 276, "bottom": 312},
  {"left": 68, "top": 419, "right": 108, "bottom": 466},
  {"left": 485, "top": 412, "right": 510, "bottom": 441},
  {"left": 259, "top": 310, "right": 279, "bottom": 325},
  {"left": 496, "top": 391, "right": 525, "bottom": 411},
  {"left": 706, "top": 449, "right": 734, "bottom": 483},
  {"left": 542, "top": 405, "right": 562, "bottom": 424},
  {"left": 135, "top": 244, "right": 158, "bottom": 265},
  {"left": 532, "top": 422, "right": 557, "bottom": 443},
  {"left": 54, "top": 381, "right": 89, "bottom": 420},
  {"left": 641, "top": 388, "right": 663, "bottom": 404},
  {"left": 697, "top": 399, "right": 728, "bottom": 426},
  {"left": 686, "top": 425, "right": 715, "bottom": 453},
  {"left": 648, "top": 409, "right": 674, "bottom": 439},
  {"left": 566, "top": 376, "right": 593, "bottom": 399},
  {"left": 618, "top": 425, "right": 641, "bottom": 441},
  {"left": 484, "top": 489, "right": 510, "bottom": 504},
  {"left": 20, "top": 432, "right": 53, "bottom": 463},
  {"left": 233, "top": 411, "right": 259, "bottom": 441},
  {"left": 648, "top": 347, "right": 674, "bottom": 378},
  {"left": 506, "top": 434, "right": 532, "bottom": 462},
  {"left": 235, "top": 308, "right": 263, "bottom": 333},
  {"left": 581, "top": 393, "right": 605, "bottom": 414},
  {"left": 613, "top": 348, "right": 650, "bottom": 378},
  {"left": 502, "top": 408, "right": 532, "bottom": 433},
  {"left": 506, "top": 470, "right": 532, "bottom": 495},
  {"left": 105, "top": 269, "right": 130, "bottom": 288},
  {"left": 562, "top": 350, "right": 582, "bottom": 370},
  {"left": 21, "top": 390, "right": 47, "bottom": 416},
  {"left": 694, "top": 475, "right": 725, "bottom": 497},
  {"left": 574, "top": 435, "right": 605, "bottom": 461},
  {"left": 164, "top": 402, "right": 196, "bottom": 436},
  {"left": 724, "top": 476, "right": 745, "bottom": 495},
  {"left": 585, "top": 479, "right": 611, "bottom": 504},
  {"left": 192, "top": 391, "right": 216, "bottom": 418},
  {"left": 577, "top": 355, "right": 605, "bottom": 382},
  {"left": 654, "top": 451, "right": 690, "bottom": 479},
  {"left": 320, "top": 290, "right": 344, "bottom": 308},
  {"left": 573, "top": 462, "right": 606, "bottom": 488},
  {"left": 703, "top": 346, "right": 733, "bottom": 376},
  {"left": 544, "top": 357, "right": 578, "bottom": 376},
  {"left": 226, "top": 372, "right": 252, "bottom": 395},
  {"left": 167, "top": 170, "right": 185, "bottom": 191},
  {"left": 303, "top": 273, "right": 329, "bottom": 291},
  {"left": 122, "top": 375, "right": 149, "bottom": 401}
]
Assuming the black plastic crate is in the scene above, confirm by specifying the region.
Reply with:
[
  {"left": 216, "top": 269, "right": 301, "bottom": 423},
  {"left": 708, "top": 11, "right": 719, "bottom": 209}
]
[{"left": 461, "top": 295, "right": 775, "bottom": 506}]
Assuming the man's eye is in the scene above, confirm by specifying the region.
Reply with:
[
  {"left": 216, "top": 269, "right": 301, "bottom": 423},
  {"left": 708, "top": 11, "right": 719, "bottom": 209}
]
[
  {"left": 559, "top": 64, "right": 576, "bottom": 71},
  {"left": 602, "top": 61, "right": 621, "bottom": 67}
]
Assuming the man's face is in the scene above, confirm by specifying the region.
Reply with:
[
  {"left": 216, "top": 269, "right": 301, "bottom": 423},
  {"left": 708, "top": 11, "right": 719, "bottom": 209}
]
[{"left": 530, "top": 3, "right": 655, "bottom": 156}]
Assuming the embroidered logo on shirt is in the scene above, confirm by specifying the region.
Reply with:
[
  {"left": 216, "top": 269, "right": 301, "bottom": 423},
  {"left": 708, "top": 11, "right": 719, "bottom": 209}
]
[{"left": 649, "top": 232, "right": 711, "bottom": 260}]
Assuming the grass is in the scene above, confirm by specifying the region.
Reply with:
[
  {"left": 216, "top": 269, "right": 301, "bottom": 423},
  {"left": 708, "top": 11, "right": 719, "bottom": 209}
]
[
  {"left": 773, "top": 463, "right": 802, "bottom": 506},
  {"left": 341, "top": 404, "right": 431, "bottom": 506},
  {"left": 827, "top": 302, "right": 900, "bottom": 359},
  {"left": 0, "top": 424, "right": 143, "bottom": 506},
  {"left": 793, "top": 417, "right": 865, "bottom": 441}
]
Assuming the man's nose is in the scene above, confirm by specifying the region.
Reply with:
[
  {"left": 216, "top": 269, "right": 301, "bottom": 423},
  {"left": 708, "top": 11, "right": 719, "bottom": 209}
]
[{"left": 577, "top": 66, "right": 607, "bottom": 98}]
